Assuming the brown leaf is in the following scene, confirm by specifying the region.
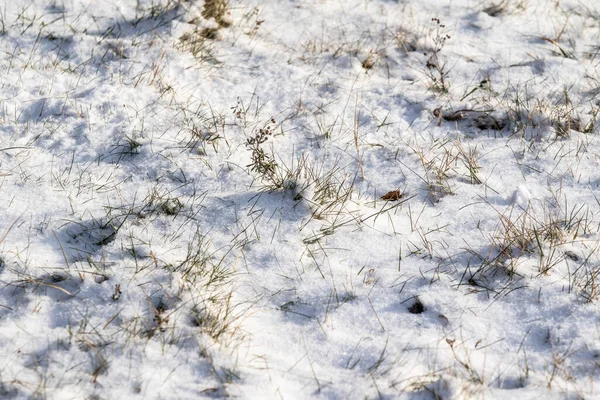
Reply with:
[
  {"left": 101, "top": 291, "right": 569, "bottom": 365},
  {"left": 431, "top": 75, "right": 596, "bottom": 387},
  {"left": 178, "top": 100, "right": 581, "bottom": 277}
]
[{"left": 381, "top": 190, "right": 403, "bottom": 201}]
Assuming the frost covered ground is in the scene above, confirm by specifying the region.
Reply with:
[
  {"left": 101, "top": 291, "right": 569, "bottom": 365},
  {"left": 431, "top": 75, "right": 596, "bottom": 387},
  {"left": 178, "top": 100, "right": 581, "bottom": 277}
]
[{"left": 1, "top": 0, "right": 600, "bottom": 398}]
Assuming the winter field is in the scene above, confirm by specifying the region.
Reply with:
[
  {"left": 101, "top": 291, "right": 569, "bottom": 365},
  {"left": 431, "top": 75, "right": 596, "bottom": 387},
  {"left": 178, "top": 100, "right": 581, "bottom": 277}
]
[{"left": 1, "top": 0, "right": 600, "bottom": 398}]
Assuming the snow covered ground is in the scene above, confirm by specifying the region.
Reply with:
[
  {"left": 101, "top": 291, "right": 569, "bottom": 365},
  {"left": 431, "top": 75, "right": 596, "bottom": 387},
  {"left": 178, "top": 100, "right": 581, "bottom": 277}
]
[{"left": 1, "top": 0, "right": 600, "bottom": 398}]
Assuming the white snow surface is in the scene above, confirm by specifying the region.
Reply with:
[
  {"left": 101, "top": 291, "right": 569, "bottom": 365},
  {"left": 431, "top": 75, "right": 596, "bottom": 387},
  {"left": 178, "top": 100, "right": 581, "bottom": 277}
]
[{"left": 1, "top": 0, "right": 600, "bottom": 398}]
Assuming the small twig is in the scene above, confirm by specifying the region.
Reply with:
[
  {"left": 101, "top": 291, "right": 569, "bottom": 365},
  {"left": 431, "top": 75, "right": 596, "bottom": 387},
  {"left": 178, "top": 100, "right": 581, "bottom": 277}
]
[
  {"left": 368, "top": 297, "right": 385, "bottom": 331},
  {"left": 33, "top": 280, "right": 73, "bottom": 296},
  {"left": 53, "top": 229, "right": 71, "bottom": 269},
  {"left": 0, "top": 217, "right": 19, "bottom": 246},
  {"left": 354, "top": 93, "right": 365, "bottom": 180}
]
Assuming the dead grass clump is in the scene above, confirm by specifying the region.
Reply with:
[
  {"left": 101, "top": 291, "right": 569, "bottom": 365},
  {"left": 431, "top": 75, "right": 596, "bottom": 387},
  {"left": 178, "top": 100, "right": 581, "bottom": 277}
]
[{"left": 202, "top": 0, "right": 231, "bottom": 28}]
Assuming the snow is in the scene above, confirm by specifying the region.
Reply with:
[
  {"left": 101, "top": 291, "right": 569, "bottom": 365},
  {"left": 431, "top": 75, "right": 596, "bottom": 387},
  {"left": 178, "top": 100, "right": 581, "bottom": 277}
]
[{"left": 1, "top": 0, "right": 600, "bottom": 398}]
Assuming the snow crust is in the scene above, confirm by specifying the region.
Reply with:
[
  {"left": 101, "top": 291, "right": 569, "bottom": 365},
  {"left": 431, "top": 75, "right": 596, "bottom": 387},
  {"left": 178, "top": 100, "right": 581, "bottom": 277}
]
[{"left": 0, "top": 0, "right": 600, "bottom": 398}]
